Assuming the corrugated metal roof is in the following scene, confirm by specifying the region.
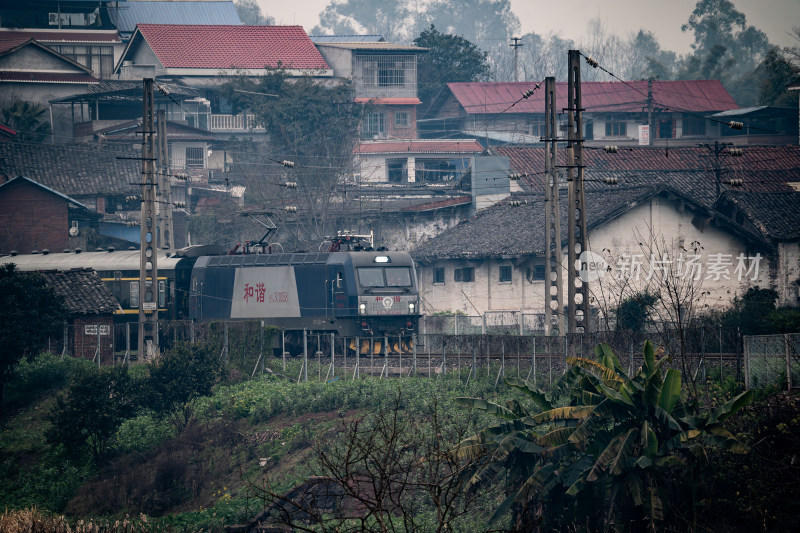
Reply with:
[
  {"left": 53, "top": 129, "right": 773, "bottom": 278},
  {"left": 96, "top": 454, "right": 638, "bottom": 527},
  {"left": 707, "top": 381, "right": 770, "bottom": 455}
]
[
  {"left": 355, "top": 140, "right": 484, "bottom": 154},
  {"left": 447, "top": 80, "right": 738, "bottom": 115},
  {"left": 134, "top": 24, "right": 330, "bottom": 70},
  {"left": 311, "top": 35, "right": 385, "bottom": 43},
  {"left": 0, "top": 29, "right": 120, "bottom": 43},
  {"left": 0, "top": 72, "right": 98, "bottom": 84},
  {"left": 317, "top": 42, "right": 426, "bottom": 52},
  {"left": 111, "top": 1, "right": 241, "bottom": 35}
]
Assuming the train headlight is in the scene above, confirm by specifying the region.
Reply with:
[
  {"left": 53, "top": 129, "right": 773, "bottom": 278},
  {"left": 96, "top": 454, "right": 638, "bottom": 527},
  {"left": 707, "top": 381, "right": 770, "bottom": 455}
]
[
  {"left": 359, "top": 303, "right": 367, "bottom": 314},
  {"left": 408, "top": 302, "right": 415, "bottom": 313}
]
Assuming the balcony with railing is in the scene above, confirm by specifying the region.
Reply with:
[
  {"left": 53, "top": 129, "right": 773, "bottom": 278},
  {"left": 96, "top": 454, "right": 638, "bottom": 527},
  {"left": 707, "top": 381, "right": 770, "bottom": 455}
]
[
  {"left": 209, "top": 114, "right": 265, "bottom": 133},
  {"left": 353, "top": 54, "right": 418, "bottom": 100}
]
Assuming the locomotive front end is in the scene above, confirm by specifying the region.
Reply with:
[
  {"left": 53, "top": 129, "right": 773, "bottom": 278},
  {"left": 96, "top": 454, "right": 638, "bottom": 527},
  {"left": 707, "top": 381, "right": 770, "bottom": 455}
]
[{"left": 351, "top": 252, "right": 420, "bottom": 336}]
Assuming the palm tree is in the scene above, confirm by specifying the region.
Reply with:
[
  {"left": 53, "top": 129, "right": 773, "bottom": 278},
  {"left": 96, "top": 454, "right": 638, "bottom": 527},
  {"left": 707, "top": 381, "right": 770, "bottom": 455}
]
[{"left": 0, "top": 101, "right": 51, "bottom": 142}]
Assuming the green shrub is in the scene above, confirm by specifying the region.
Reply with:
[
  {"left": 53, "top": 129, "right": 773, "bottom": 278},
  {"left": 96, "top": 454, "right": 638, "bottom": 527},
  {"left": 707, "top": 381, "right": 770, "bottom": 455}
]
[
  {"left": 115, "top": 413, "right": 176, "bottom": 454},
  {"left": 4, "top": 352, "right": 90, "bottom": 409}
]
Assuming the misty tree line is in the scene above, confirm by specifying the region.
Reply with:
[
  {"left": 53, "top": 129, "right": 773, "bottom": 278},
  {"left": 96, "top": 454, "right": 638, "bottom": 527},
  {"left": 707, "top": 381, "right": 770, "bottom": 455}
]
[{"left": 236, "top": 0, "right": 800, "bottom": 108}]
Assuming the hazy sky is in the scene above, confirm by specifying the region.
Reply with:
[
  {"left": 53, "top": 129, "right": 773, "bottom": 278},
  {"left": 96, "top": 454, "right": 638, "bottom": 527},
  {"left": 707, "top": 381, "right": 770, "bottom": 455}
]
[{"left": 258, "top": 0, "right": 799, "bottom": 54}]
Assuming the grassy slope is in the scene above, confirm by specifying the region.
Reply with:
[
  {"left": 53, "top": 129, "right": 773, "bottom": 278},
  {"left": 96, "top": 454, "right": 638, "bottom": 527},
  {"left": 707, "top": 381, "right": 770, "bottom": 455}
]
[{"left": 0, "top": 357, "right": 513, "bottom": 531}]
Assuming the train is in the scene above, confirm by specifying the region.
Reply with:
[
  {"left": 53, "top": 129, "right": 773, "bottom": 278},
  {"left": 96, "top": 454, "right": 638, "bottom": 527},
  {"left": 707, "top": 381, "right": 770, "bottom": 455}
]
[{"left": 0, "top": 244, "right": 421, "bottom": 344}]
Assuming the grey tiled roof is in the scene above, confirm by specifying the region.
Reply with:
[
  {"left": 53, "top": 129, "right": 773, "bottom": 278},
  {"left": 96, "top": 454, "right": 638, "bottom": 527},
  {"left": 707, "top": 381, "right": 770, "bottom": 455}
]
[
  {"left": 412, "top": 185, "right": 771, "bottom": 261},
  {"left": 0, "top": 142, "right": 140, "bottom": 196},
  {"left": 720, "top": 191, "right": 800, "bottom": 241},
  {"left": 39, "top": 268, "right": 120, "bottom": 315}
]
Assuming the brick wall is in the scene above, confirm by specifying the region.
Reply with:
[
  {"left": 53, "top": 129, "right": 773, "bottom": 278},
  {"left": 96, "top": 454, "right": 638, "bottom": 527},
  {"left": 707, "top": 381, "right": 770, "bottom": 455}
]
[
  {"left": 71, "top": 316, "right": 115, "bottom": 361},
  {"left": 0, "top": 180, "right": 69, "bottom": 254},
  {"left": 384, "top": 105, "right": 417, "bottom": 139}
]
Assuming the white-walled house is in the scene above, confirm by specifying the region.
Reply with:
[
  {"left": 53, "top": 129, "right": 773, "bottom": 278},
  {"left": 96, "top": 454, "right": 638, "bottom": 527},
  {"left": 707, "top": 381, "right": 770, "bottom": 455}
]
[{"left": 412, "top": 145, "right": 800, "bottom": 330}]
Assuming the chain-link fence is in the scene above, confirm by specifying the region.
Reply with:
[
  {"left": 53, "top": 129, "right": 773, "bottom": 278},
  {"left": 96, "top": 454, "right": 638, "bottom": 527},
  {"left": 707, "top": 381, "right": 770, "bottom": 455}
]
[
  {"left": 47, "top": 319, "right": 749, "bottom": 390},
  {"left": 744, "top": 333, "right": 800, "bottom": 390}
]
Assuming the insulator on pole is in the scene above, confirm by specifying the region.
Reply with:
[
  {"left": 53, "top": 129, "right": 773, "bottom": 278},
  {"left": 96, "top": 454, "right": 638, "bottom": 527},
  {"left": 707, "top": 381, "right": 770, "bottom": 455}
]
[
  {"left": 284, "top": 206, "right": 298, "bottom": 213},
  {"left": 173, "top": 201, "right": 187, "bottom": 208},
  {"left": 522, "top": 89, "right": 535, "bottom": 99},
  {"left": 728, "top": 121, "right": 744, "bottom": 130},
  {"left": 585, "top": 56, "right": 599, "bottom": 68},
  {"left": 175, "top": 172, "right": 189, "bottom": 180},
  {"left": 603, "top": 177, "right": 619, "bottom": 185},
  {"left": 728, "top": 147, "right": 744, "bottom": 156},
  {"left": 282, "top": 160, "right": 295, "bottom": 168},
  {"left": 509, "top": 172, "right": 522, "bottom": 180},
  {"left": 284, "top": 181, "right": 298, "bottom": 189},
  {"left": 728, "top": 178, "right": 743, "bottom": 186},
  {"left": 603, "top": 145, "right": 618, "bottom": 153}
]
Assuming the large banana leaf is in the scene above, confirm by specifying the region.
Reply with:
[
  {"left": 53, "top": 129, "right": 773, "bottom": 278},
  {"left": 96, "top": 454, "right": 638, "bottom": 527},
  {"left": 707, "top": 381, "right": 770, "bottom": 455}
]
[
  {"left": 658, "top": 369, "right": 682, "bottom": 414},
  {"left": 537, "top": 427, "right": 575, "bottom": 446},
  {"left": 528, "top": 405, "right": 594, "bottom": 425},
  {"left": 586, "top": 433, "right": 624, "bottom": 482},
  {"left": 567, "top": 356, "right": 624, "bottom": 386},
  {"left": 709, "top": 389, "right": 753, "bottom": 424},
  {"left": 455, "top": 397, "right": 517, "bottom": 419},
  {"left": 505, "top": 377, "right": 553, "bottom": 411},
  {"left": 641, "top": 420, "right": 658, "bottom": 459}
]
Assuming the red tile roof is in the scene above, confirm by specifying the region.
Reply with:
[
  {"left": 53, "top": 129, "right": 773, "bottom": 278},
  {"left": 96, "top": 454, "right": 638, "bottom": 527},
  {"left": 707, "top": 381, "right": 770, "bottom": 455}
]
[
  {"left": 355, "top": 140, "right": 484, "bottom": 154},
  {"left": 135, "top": 24, "right": 330, "bottom": 70},
  {"left": 0, "top": 30, "right": 120, "bottom": 44},
  {"left": 447, "top": 80, "right": 738, "bottom": 115}
]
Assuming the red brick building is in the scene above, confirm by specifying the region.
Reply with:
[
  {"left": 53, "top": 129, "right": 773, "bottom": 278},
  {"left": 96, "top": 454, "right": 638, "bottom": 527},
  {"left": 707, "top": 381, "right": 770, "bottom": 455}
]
[
  {"left": 0, "top": 176, "right": 100, "bottom": 255},
  {"left": 39, "top": 269, "right": 120, "bottom": 362}
]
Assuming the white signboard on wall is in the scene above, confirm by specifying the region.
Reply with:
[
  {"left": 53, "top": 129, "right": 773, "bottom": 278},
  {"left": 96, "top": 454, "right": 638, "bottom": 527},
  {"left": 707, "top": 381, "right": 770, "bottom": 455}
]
[
  {"left": 230, "top": 267, "right": 301, "bottom": 318},
  {"left": 638, "top": 125, "right": 650, "bottom": 146}
]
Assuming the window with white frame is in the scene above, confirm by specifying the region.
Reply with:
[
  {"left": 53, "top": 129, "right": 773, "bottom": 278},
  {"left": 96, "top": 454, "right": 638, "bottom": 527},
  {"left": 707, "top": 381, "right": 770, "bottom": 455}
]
[
  {"left": 395, "top": 111, "right": 409, "bottom": 127},
  {"left": 362, "top": 112, "right": 385, "bottom": 139}
]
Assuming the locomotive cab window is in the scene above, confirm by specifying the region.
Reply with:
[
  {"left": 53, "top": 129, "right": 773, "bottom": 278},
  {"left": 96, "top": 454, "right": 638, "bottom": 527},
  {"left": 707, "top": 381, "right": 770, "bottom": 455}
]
[
  {"left": 357, "top": 267, "right": 414, "bottom": 288},
  {"left": 385, "top": 267, "right": 412, "bottom": 287},
  {"left": 358, "top": 267, "right": 385, "bottom": 287}
]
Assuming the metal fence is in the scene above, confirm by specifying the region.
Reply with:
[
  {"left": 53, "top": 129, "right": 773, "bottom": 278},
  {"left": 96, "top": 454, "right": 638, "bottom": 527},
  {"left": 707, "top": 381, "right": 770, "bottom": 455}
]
[
  {"left": 45, "top": 320, "right": 757, "bottom": 393},
  {"left": 743, "top": 333, "right": 800, "bottom": 390}
]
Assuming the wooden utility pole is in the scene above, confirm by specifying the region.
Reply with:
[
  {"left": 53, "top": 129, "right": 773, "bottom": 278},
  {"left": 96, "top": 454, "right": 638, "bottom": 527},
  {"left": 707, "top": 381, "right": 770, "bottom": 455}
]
[
  {"left": 543, "top": 76, "right": 564, "bottom": 336},
  {"left": 138, "top": 78, "right": 159, "bottom": 357},
  {"left": 156, "top": 109, "right": 174, "bottom": 250},
  {"left": 566, "top": 50, "right": 590, "bottom": 334}
]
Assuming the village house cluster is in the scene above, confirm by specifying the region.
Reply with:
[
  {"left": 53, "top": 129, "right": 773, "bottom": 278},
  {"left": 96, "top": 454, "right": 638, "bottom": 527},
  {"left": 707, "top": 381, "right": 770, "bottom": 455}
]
[{"left": 1, "top": 0, "right": 799, "bottom": 336}]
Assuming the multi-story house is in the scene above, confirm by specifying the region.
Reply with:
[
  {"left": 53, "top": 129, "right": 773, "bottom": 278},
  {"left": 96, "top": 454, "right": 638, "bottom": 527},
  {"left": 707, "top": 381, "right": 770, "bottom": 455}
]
[{"left": 418, "top": 80, "right": 795, "bottom": 147}]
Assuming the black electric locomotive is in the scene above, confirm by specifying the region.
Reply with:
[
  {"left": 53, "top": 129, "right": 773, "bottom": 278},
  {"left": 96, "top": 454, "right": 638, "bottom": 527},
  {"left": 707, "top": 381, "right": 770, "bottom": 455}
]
[{"left": 1, "top": 246, "right": 420, "bottom": 339}]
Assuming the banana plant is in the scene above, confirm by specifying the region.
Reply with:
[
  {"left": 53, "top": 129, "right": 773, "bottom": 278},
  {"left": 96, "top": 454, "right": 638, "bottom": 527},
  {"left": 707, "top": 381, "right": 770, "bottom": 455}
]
[{"left": 454, "top": 341, "right": 752, "bottom": 531}]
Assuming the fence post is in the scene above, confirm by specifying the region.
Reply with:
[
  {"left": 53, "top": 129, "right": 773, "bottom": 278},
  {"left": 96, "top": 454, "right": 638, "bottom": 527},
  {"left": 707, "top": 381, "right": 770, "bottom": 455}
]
[
  {"left": 786, "top": 333, "right": 792, "bottom": 391},
  {"left": 303, "top": 329, "right": 308, "bottom": 382},
  {"left": 481, "top": 314, "right": 486, "bottom": 335},
  {"left": 743, "top": 335, "right": 750, "bottom": 390},
  {"left": 455, "top": 314, "right": 459, "bottom": 336},
  {"left": 62, "top": 324, "right": 68, "bottom": 357},
  {"left": 331, "top": 332, "right": 335, "bottom": 380},
  {"left": 354, "top": 336, "right": 360, "bottom": 380},
  {"left": 125, "top": 322, "right": 130, "bottom": 368},
  {"left": 412, "top": 333, "right": 417, "bottom": 377}
]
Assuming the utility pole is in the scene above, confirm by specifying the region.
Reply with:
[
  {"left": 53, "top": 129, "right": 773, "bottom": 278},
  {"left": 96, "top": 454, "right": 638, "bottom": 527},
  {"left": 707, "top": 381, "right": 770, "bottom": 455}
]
[
  {"left": 138, "top": 78, "right": 159, "bottom": 358},
  {"left": 510, "top": 37, "right": 523, "bottom": 82},
  {"left": 156, "top": 109, "right": 174, "bottom": 251},
  {"left": 647, "top": 78, "right": 653, "bottom": 146},
  {"left": 565, "top": 50, "right": 590, "bottom": 334},
  {"left": 543, "top": 76, "right": 564, "bottom": 336},
  {"left": 699, "top": 140, "right": 743, "bottom": 200}
]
